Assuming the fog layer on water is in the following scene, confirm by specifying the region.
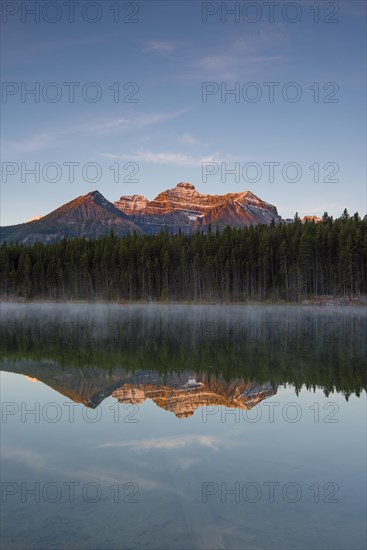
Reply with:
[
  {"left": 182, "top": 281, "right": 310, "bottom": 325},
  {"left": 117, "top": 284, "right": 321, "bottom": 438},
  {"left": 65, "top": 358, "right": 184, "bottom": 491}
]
[{"left": 1, "top": 302, "right": 366, "bottom": 397}]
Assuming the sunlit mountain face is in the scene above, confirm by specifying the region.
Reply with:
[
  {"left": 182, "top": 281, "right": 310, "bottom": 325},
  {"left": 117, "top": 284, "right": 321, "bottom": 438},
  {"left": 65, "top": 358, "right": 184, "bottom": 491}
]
[
  {"left": 0, "top": 184, "right": 283, "bottom": 244},
  {"left": 114, "top": 182, "right": 283, "bottom": 234}
]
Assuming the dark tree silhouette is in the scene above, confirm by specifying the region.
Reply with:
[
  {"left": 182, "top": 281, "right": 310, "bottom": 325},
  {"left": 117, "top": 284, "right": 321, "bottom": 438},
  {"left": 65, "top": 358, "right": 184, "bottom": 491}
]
[{"left": 1, "top": 214, "right": 366, "bottom": 302}]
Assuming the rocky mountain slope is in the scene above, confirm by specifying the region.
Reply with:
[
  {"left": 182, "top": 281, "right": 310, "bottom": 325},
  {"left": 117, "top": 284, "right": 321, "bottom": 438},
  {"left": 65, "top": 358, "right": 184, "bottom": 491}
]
[
  {"left": 115, "top": 182, "right": 282, "bottom": 234},
  {"left": 0, "top": 191, "right": 141, "bottom": 245},
  {"left": 0, "top": 184, "right": 282, "bottom": 244}
]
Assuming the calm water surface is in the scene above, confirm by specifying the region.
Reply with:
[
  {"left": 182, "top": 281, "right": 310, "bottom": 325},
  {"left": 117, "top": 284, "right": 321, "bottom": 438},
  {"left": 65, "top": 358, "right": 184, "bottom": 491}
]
[{"left": 1, "top": 304, "right": 366, "bottom": 549}]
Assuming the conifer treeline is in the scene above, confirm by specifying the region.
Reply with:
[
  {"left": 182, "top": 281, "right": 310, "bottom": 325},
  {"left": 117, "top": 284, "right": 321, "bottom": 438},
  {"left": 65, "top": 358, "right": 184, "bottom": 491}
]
[{"left": 1, "top": 211, "right": 366, "bottom": 301}]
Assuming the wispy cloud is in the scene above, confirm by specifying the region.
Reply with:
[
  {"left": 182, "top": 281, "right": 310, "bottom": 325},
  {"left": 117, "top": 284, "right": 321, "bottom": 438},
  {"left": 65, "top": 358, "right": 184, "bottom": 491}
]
[
  {"left": 3, "top": 109, "right": 189, "bottom": 155},
  {"left": 181, "top": 133, "right": 200, "bottom": 145},
  {"left": 100, "top": 150, "right": 225, "bottom": 167},
  {"left": 4, "top": 36, "right": 110, "bottom": 65},
  {"left": 197, "top": 54, "right": 283, "bottom": 71},
  {"left": 97, "top": 435, "right": 223, "bottom": 452},
  {"left": 9, "top": 132, "right": 53, "bottom": 152},
  {"left": 182, "top": 29, "right": 288, "bottom": 80},
  {"left": 191, "top": 53, "right": 285, "bottom": 80},
  {"left": 142, "top": 40, "right": 177, "bottom": 54},
  {"left": 175, "top": 457, "right": 201, "bottom": 471},
  {"left": 85, "top": 109, "right": 189, "bottom": 133},
  {"left": 1, "top": 443, "right": 190, "bottom": 498},
  {"left": 2, "top": 446, "right": 49, "bottom": 469}
]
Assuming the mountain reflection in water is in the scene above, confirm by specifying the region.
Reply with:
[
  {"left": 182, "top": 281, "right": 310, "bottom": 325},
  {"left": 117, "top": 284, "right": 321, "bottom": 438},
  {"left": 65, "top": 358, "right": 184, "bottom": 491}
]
[
  {"left": 1, "top": 303, "right": 366, "bottom": 402},
  {"left": 1, "top": 304, "right": 366, "bottom": 550},
  {"left": 13, "top": 366, "right": 276, "bottom": 418},
  {"left": 112, "top": 376, "right": 276, "bottom": 418}
]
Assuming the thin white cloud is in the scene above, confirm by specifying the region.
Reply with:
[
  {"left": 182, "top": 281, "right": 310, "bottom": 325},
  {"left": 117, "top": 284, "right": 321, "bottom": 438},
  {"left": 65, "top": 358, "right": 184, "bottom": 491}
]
[
  {"left": 100, "top": 150, "right": 225, "bottom": 168},
  {"left": 85, "top": 109, "right": 189, "bottom": 133},
  {"left": 3, "top": 109, "right": 190, "bottom": 155},
  {"left": 3, "top": 37, "right": 108, "bottom": 65},
  {"left": 9, "top": 133, "right": 52, "bottom": 152},
  {"left": 97, "top": 435, "right": 222, "bottom": 452},
  {"left": 175, "top": 457, "right": 201, "bottom": 471},
  {"left": 191, "top": 54, "right": 285, "bottom": 80},
  {"left": 143, "top": 40, "right": 177, "bottom": 53},
  {"left": 1, "top": 444, "right": 185, "bottom": 496},
  {"left": 2, "top": 446, "right": 48, "bottom": 469},
  {"left": 181, "top": 133, "right": 200, "bottom": 145},
  {"left": 197, "top": 54, "right": 283, "bottom": 71},
  {"left": 182, "top": 30, "right": 287, "bottom": 80}
]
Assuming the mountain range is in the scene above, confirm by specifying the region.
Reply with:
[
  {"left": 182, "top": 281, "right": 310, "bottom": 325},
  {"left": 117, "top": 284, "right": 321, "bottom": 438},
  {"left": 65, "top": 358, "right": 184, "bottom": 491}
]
[
  {"left": 0, "top": 361, "right": 277, "bottom": 418},
  {"left": 0, "top": 183, "right": 285, "bottom": 244}
]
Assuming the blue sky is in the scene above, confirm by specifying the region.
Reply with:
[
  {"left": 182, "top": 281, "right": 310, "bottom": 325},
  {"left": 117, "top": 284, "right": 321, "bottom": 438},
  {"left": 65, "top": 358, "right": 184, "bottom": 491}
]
[{"left": 1, "top": 0, "right": 366, "bottom": 225}]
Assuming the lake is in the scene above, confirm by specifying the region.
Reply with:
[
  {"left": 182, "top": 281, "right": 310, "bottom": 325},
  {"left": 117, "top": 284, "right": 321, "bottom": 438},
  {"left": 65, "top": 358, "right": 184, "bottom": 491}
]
[{"left": 1, "top": 303, "right": 366, "bottom": 549}]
